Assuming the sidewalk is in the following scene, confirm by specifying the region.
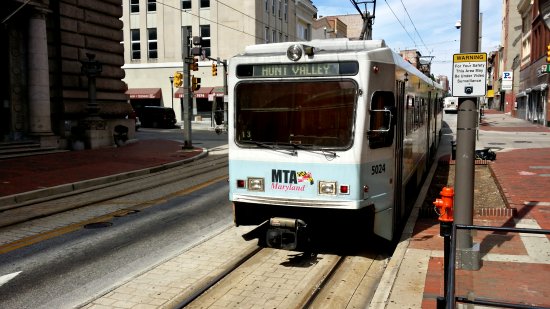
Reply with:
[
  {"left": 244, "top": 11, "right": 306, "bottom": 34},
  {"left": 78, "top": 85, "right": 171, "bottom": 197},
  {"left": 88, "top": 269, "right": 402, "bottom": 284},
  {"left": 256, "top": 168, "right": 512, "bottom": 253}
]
[{"left": 376, "top": 110, "right": 550, "bottom": 308}]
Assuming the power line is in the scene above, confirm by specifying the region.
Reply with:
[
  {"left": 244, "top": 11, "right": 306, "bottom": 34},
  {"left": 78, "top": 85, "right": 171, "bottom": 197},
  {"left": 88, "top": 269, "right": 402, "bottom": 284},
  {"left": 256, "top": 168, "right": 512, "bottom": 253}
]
[
  {"left": 383, "top": 0, "right": 418, "bottom": 48},
  {"left": 399, "top": 0, "right": 431, "bottom": 55}
]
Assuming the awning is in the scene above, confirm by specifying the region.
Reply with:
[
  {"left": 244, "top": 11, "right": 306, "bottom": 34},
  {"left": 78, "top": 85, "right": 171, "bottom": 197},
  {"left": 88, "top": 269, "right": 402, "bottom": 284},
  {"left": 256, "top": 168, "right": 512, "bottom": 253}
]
[
  {"left": 126, "top": 88, "right": 162, "bottom": 99},
  {"left": 174, "top": 88, "right": 184, "bottom": 98},
  {"left": 208, "top": 86, "right": 226, "bottom": 101},
  {"left": 194, "top": 87, "right": 214, "bottom": 99},
  {"left": 174, "top": 87, "right": 214, "bottom": 99}
]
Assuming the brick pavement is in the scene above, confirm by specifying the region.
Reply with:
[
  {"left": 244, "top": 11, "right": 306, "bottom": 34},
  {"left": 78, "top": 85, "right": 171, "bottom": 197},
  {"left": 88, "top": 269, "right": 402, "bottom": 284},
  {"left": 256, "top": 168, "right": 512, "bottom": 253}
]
[{"left": 0, "top": 140, "right": 202, "bottom": 198}]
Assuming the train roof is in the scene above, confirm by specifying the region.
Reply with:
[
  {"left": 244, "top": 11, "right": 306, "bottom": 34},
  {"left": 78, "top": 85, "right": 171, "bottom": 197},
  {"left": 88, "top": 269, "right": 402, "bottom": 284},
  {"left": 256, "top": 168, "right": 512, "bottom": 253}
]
[
  {"left": 241, "top": 38, "right": 387, "bottom": 55},
  {"left": 236, "top": 39, "right": 444, "bottom": 91}
]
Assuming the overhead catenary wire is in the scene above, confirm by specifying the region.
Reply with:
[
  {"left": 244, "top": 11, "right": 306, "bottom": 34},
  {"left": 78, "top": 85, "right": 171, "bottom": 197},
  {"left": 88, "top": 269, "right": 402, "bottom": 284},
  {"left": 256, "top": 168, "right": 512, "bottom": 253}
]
[
  {"left": 383, "top": 0, "right": 418, "bottom": 49},
  {"left": 398, "top": 0, "right": 431, "bottom": 55}
]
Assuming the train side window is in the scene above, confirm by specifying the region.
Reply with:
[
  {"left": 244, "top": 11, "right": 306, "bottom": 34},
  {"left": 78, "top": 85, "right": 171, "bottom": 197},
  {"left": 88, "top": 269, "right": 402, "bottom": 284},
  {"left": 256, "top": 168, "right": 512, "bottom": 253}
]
[{"left": 368, "top": 91, "right": 395, "bottom": 149}]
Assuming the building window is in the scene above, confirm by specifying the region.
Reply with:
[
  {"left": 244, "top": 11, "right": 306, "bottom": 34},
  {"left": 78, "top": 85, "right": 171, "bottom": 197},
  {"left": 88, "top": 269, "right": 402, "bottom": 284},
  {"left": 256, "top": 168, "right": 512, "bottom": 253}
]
[
  {"left": 272, "top": 0, "right": 275, "bottom": 15},
  {"left": 148, "top": 28, "right": 158, "bottom": 59},
  {"left": 272, "top": 30, "right": 276, "bottom": 43},
  {"left": 200, "top": 25, "right": 211, "bottom": 57},
  {"left": 284, "top": 0, "right": 288, "bottom": 21},
  {"left": 279, "top": 32, "right": 282, "bottom": 42},
  {"left": 147, "top": 0, "right": 156, "bottom": 12},
  {"left": 131, "top": 29, "right": 141, "bottom": 60},
  {"left": 265, "top": 0, "right": 268, "bottom": 12},
  {"left": 130, "top": 0, "right": 139, "bottom": 13},
  {"left": 200, "top": 0, "right": 210, "bottom": 8},
  {"left": 182, "top": 0, "right": 191, "bottom": 10},
  {"left": 278, "top": 0, "right": 282, "bottom": 19},
  {"left": 265, "top": 27, "right": 269, "bottom": 43}
]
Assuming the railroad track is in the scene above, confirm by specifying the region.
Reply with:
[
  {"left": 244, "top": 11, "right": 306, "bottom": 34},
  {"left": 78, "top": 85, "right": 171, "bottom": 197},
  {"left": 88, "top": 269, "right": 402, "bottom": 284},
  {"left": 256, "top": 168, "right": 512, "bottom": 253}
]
[
  {"left": 175, "top": 245, "right": 388, "bottom": 309},
  {"left": 0, "top": 154, "right": 229, "bottom": 252},
  {"left": 0, "top": 154, "right": 228, "bottom": 227}
]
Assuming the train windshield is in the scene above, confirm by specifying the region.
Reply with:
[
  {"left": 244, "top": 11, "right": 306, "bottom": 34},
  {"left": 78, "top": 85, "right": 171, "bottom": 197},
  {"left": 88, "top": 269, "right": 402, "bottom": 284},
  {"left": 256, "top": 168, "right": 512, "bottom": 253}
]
[{"left": 235, "top": 80, "right": 357, "bottom": 149}]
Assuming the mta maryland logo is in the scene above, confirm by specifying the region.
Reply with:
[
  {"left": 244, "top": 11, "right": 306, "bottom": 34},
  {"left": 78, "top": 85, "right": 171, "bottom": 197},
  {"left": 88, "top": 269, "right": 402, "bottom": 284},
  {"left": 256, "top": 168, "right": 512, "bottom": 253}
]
[{"left": 297, "top": 171, "right": 314, "bottom": 185}]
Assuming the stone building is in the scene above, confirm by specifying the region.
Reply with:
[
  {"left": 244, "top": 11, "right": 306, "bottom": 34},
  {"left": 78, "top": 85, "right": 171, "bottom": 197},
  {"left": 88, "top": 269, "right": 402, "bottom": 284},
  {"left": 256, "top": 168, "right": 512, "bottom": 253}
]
[
  {"left": 121, "top": 0, "right": 317, "bottom": 123},
  {"left": 1, "top": 0, "right": 133, "bottom": 150}
]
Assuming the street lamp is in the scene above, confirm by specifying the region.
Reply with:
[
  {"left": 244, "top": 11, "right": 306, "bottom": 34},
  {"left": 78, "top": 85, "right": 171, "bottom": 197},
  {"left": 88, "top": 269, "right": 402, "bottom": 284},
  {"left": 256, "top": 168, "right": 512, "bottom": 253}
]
[
  {"left": 80, "top": 52, "right": 102, "bottom": 117},
  {"left": 169, "top": 76, "right": 174, "bottom": 109}
]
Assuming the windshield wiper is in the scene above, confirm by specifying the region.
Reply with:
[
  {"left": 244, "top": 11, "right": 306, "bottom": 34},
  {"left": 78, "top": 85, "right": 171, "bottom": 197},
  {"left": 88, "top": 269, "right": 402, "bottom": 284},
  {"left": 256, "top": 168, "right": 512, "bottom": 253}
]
[
  {"left": 286, "top": 143, "right": 338, "bottom": 159},
  {"left": 239, "top": 140, "right": 297, "bottom": 156}
]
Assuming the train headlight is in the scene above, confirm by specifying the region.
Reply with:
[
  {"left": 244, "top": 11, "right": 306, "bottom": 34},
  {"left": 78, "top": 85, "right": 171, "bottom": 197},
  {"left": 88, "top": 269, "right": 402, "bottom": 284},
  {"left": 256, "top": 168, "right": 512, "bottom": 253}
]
[
  {"left": 247, "top": 177, "right": 265, "bottom": 192},
  {"left": 318, "top": 181, "right": 337, "bottom": 195},
  {"left": 287, "top": 44, "right": 302, "bottom": 61}
]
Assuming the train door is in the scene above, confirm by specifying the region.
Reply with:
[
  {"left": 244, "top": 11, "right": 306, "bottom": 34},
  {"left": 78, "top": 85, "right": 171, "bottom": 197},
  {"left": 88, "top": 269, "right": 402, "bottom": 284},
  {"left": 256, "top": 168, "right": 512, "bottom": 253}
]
[{"left": 393, "top": 80, "right": 406, "bottom": 229}]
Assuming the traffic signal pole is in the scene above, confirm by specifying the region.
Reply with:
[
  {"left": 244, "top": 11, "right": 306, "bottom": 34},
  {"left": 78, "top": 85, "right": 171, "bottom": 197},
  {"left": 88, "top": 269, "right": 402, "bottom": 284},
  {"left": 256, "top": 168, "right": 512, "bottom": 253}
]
[
  {"left": 182, "top": 28, "right": 192, "bottom": 149},
  {"left": 455, "top": 0, "right": 481, "bottom": 270}
]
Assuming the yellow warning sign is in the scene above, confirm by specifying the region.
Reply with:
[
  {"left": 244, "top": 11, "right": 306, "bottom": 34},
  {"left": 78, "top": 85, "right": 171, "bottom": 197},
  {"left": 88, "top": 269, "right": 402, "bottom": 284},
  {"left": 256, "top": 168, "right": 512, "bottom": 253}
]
[{"left": 453, "top": 53, "right": 487, "bottom": 62}]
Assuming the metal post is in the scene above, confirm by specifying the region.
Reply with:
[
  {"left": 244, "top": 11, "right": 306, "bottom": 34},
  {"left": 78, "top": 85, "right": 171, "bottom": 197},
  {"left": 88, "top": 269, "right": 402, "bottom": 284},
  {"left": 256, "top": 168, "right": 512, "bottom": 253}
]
[
  {"left": 222, "top": 59, "right": 228, "bottom": 126},
  {"left": 169, "top": 76, "right": 174, "bottom": 109},
  {"left": 455, "top": 0, "right": 481, "bottom": 270},
  {"left": 182, "top": 28, "right": 192, "bottom": 149},
  {"left": 437, "top": 221, "right": 453, "bottom": 308}
]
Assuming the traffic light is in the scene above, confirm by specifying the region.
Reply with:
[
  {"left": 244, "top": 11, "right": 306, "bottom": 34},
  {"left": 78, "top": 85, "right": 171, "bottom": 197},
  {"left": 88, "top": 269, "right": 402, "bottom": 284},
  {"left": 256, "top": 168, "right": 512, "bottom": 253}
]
[
  {"left": 173, "top": 72, "right": 183, "bottom": 87},
  {"left": 212, "top": 63, "right": 217, "bottom": 76},
  {"left": 190, "top": 57, "right": 199, "bottom": 71},
  {"left": 191, "top": 76, "right": 201, "bottom": 91},
  {"left": 547, "top": 44, "right": 550, "bottom": 63}
]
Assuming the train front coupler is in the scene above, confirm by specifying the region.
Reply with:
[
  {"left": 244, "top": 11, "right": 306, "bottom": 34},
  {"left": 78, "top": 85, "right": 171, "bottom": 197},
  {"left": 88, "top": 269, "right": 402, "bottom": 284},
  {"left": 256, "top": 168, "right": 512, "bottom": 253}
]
[{"left": 266, "top": 217, "right": 308, "bottom": 251}]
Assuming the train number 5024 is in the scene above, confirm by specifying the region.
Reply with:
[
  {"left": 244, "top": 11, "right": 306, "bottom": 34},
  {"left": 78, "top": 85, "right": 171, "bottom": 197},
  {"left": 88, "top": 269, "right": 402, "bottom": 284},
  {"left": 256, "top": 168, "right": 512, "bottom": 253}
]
[{"left": 371, "top": 164, "right": 386, "bottom": 175}]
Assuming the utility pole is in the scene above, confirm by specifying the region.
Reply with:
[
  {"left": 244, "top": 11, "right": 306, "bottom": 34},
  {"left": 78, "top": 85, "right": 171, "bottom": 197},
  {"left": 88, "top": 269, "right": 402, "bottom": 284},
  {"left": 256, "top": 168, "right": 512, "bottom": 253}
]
[
  {"left": 455, "top": 0, "right": 481, "bottom": 270},
  {"left": 182, "top": 28, "right": 192, "bottom": 149}
]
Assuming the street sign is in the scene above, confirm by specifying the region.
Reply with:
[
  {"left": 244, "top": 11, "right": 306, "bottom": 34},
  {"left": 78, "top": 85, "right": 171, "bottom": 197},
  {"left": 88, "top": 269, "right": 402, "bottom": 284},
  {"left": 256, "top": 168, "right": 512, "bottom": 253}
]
[
  {"left": 451, "top": 53, "right": 487, "bottom": 97},
  {"left": 501, "top": 71, "right": 513, "bottom": 91}
]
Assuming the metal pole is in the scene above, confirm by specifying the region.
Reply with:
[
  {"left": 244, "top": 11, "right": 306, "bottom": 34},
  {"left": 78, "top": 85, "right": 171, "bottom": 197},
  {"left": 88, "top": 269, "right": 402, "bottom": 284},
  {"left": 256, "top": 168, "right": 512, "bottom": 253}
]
[
  {"left": 455, "top": 0, "right": 480, "bottom": 270},
  {"left": 182, "top": 28, "right": 192, "bottom": 149},
  {"left": 169, "top": 76, "right": 174, "bottom": 109},
  {"left": 222, "top": 59, "right": 228, "bottom": 126}
]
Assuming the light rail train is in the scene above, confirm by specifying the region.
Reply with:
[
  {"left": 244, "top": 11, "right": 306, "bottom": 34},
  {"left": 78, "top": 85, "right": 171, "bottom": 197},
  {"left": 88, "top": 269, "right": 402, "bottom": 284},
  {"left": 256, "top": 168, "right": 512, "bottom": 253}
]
[{"left": 227, "top": 39, "right": 444, "bottom": 250}]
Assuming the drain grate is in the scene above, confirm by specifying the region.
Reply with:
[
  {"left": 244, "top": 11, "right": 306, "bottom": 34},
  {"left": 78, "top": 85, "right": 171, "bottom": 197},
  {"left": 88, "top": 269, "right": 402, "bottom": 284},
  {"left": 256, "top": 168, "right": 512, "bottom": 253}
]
[{"left": 84, "top": 222, "right": 113, "bottom": 229}]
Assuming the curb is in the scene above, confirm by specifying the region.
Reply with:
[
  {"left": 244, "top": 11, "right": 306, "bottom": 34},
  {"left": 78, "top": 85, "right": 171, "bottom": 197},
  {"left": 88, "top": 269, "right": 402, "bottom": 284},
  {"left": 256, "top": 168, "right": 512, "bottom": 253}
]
[{"left": 0, "top": 148, "right": 208, "bottom": 211}]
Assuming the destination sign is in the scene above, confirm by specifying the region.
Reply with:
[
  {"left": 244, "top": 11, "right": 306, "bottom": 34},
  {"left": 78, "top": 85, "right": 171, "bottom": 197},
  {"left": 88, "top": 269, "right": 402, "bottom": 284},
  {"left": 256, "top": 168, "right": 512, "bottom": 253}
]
[
  {"left": 254, "top": 63, "right": 339, "bottom": 77},
  {"left": 236, "top": 61, "right": 358, "bottom": 78}
]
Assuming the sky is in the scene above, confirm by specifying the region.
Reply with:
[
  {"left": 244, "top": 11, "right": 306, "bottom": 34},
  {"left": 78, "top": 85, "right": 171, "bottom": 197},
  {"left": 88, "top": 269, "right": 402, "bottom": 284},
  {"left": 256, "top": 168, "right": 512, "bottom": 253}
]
[{"left": 313, "top": 0, "right": 502, "bottom": 80}]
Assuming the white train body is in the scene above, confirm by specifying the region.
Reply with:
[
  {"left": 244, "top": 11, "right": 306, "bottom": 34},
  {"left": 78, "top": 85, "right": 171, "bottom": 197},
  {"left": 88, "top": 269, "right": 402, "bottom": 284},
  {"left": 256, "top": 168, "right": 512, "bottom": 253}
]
[{"left": 227, "top": 39, "right": 443, "bottom": 246}]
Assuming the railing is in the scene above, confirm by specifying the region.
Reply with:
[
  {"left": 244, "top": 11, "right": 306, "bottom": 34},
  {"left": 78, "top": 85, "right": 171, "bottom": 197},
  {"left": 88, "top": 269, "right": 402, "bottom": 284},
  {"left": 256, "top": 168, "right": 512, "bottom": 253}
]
[{"left": 444, "top": 224, "right": 550, "bottom": 309}]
